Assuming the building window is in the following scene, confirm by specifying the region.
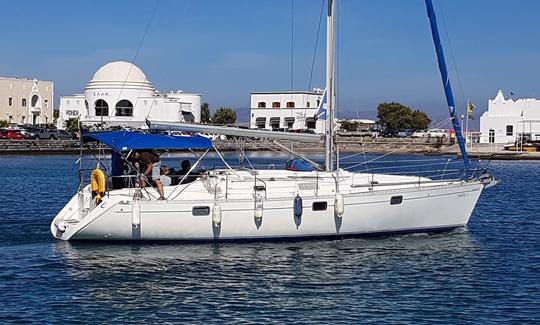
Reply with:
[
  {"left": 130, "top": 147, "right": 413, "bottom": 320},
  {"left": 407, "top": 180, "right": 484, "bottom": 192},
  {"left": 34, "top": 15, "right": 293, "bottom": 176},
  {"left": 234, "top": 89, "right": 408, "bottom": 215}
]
[
  {"left": 255, "top": 117, "right": 266, "bottom": 129},
  {"left": 31, "top": 95, "right": 39, "bottom": 107},
  {"left": 272, "top": 102, "right": 280, "bottom": 108},
  {"left": 8, "top": 97, "right": 12, "bottom": 106},
  {"left": 317, "top": 99, "right": 321, "bottom": 107},
  {"left": 115, "top": 99, "right": 134, "bottom": 117},
  {"left": 489, "top": 129, "right": 495, "bottom": 143},
  {"left": 306, "top": 117, "right": 316, "bottom": 129},
  {"left": 506, "top": 125, "right": 513, "bottom": 136},
  {"left": 258, "top": 102, "right": 266, "bottom": 108},
  {"left": 285, "top": 117, "right": 295, "bottom": 129},
  {"left": 306, "top": 102, "right": 310, "bottom": 108},
  {"left": 286, "top": 102, "right": 295, "bottom": 108},
  {"left": 269, "top": 117, "right": 280, "bottom": 130},
  {"left": 95, "top": 99, "right": 109, "bottom": 116},
  {"left": 44, "top": 100, "right": 48, "bottom": 108},
  {"left": 22, "top": 98, "right": 27, "bottom": 107}
]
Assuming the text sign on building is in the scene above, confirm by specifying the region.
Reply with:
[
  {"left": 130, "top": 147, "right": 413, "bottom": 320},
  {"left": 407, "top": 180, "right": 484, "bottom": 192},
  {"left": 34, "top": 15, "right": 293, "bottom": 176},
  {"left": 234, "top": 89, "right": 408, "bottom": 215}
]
[{"left": 65, "top": 109, "right": 80, "bottom": 117}]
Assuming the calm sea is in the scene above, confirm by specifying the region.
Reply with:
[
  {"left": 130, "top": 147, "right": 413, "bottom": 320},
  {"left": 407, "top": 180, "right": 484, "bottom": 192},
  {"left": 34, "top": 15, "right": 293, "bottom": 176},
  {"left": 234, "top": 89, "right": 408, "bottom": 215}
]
[{"left": 0, "top": 154, "right": 538, "bottom": 324}]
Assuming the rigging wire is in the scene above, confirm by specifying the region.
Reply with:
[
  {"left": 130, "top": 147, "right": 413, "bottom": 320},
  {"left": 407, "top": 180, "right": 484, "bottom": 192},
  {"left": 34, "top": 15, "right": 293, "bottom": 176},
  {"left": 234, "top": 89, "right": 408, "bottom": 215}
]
[
  {"left": 113, "top": 0, "right": 161, "bottom": 119},
  {"left": 290, "top": 0, "right": 295, "bottom": 94},
  {"left": 308, "top": 0, "right": 325, "bottom": 90},
  {"left": 436, "top": 1, "right": 467, "bottom": 111}
]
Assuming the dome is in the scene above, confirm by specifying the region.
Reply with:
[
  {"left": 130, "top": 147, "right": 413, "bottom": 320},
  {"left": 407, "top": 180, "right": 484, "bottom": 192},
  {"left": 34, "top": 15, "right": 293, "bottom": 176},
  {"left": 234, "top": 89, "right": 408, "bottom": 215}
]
[{"left": 85, "top": 61, "right": 155, "bottom": 92}]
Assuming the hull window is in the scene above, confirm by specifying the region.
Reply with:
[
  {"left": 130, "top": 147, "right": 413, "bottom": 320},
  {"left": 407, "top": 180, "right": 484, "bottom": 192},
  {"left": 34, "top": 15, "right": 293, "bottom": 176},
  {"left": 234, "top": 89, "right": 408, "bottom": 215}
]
[
  {"left": 390, "top": 196, "right": 403, "bottom": 205},
  {"left": 312, "top": 201, "right": 327, "bottom": 211},
  {"left": 254, "top": 185, "right": 266, "bottom": 192},
  {"left": 192, "top": 206, "right": 210, "bottom": 216}
]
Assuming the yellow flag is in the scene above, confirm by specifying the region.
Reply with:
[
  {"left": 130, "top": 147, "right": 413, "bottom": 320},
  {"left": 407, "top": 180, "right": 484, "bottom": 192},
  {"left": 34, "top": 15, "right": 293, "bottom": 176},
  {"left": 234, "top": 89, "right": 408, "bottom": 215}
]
[{"left": 467, "top": 102, "right": 475, "bottom": 119}]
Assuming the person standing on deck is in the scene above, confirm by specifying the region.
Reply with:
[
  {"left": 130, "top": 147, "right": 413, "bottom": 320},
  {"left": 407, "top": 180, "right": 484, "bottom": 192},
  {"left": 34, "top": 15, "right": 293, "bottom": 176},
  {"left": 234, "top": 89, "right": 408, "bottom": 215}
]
[{"left": 134, "top": 150, "right": 166, "bottom": 200}]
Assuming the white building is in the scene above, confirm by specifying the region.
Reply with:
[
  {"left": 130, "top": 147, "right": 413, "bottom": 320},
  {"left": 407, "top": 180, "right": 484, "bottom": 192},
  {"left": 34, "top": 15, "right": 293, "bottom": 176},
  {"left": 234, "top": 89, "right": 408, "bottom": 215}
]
[
  {"left": 0, "top": 77, "right": 53, "bottom": 125},
  {"left": 57, "top": 61, "right": 201, "bottom": 129},
  {"left": 480, "top": 90, "right": 540, "bottom": 143},
  {"left": 250, "top": 90, "right": 325, "bottom": 133}
]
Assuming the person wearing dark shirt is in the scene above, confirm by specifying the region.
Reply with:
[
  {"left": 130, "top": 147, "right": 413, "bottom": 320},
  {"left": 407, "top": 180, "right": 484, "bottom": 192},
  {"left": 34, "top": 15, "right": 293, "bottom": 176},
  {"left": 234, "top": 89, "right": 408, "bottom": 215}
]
[
  {"left": 171, "top": 159, "right": 197, "bottom": 185},
  {"left": 134, "top": 151, "right": 166, "bottom": 200}
]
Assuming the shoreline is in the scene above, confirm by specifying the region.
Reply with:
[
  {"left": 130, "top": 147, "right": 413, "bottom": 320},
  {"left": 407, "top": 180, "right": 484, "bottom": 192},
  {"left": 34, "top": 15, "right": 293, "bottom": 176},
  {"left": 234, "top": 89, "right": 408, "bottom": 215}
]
[{"left": 0, "top": 138, "right": 539, "bottom": 160}]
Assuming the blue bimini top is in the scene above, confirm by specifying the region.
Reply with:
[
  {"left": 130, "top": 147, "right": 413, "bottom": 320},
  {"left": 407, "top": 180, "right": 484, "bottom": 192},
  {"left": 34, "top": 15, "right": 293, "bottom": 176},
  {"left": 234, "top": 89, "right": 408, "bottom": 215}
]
[{"left": 82, "top": 131, "right": 212, "bottom": 152}]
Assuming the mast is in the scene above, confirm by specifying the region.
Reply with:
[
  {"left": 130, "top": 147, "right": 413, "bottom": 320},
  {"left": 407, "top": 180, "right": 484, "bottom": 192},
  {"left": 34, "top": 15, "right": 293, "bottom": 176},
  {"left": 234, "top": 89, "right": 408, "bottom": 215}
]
[
  {"left": 325, "top": 0, "right": 336, "bottom": 171},
  {"left": 425, "top": 0, "right": 470, "bottom": 169}
]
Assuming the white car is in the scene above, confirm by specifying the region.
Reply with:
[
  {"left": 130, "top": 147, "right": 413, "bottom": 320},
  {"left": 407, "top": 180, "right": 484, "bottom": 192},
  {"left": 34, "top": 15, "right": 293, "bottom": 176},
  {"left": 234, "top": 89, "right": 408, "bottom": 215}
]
[
  {"left": 411, "top": 131, "right": 427, "bottom": 138},
  {"left": 427, "top": 129, "right": 448, "bottom": 138}
]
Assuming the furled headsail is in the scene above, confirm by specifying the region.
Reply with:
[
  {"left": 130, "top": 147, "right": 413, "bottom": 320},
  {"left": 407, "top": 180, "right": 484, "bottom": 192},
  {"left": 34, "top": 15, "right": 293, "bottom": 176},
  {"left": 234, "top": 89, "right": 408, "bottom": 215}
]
[{"left": 425, "top": 0, "right": 470, "bottom": 169}]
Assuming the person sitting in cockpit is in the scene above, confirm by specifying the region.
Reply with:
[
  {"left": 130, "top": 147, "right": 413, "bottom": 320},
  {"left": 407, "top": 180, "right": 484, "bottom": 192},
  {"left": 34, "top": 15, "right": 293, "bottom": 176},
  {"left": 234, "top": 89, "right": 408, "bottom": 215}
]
[
  {"left": 171, "top": 160, "right": 197, "bottom": 185},
  {"left": 160, "top": 165, "right": 172, "bottom": 186}
]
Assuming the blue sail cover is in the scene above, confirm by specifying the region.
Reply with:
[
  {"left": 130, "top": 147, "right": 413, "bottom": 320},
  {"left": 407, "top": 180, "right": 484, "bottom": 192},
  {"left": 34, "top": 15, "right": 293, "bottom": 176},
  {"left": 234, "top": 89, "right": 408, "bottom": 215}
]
[{"left": 82, "top": 131, "right": 212, "bottom": 152}]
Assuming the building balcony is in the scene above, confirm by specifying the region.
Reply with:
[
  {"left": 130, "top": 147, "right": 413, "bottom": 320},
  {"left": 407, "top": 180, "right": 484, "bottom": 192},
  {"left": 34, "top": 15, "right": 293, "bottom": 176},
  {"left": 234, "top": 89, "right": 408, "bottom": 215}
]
[{"left": 30, "top": 106, "right": 42, "bottom": 114}]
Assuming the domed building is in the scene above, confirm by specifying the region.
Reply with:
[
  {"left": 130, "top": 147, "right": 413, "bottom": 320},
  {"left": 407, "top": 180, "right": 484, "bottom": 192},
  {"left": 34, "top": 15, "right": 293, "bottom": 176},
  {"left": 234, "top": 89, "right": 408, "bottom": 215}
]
[{"left": 58, "top": 61, "right": 201, "bottom": 129}]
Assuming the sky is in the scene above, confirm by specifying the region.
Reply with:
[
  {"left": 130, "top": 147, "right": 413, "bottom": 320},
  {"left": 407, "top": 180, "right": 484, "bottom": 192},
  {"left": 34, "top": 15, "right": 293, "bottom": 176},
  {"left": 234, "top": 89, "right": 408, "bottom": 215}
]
[{"left": 1, "top": 0, "right": 539, "bottom": 128}]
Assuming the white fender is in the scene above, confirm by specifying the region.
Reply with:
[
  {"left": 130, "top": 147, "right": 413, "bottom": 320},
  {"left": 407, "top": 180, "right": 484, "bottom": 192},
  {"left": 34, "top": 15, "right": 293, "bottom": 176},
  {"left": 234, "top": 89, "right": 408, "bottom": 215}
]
[
  {"left": 254, "top": 195, "right": 263, "bottom": 220},
  {"left": 132, "top": 201, "right": 141, "bottom": 227},
  {"left": 334, "top": 193, "right": 344, "bottom": 217},
  {"left": 212, "top": 204, "right": 222, "bottom": 227}
]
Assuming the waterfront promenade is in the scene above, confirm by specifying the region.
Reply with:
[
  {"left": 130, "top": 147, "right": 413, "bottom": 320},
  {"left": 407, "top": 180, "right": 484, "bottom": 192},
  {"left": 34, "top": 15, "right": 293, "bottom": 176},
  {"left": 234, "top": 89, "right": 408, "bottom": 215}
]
[{"left": 1, "top": 137, "right": 538, "bottom": 160}]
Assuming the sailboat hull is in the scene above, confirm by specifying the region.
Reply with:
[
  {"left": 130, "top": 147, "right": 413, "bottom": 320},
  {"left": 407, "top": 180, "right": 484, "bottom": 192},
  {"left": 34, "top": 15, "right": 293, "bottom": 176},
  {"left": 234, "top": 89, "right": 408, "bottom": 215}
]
[{"left": 51, "top": 176, "right": 483, "bottom": 241}]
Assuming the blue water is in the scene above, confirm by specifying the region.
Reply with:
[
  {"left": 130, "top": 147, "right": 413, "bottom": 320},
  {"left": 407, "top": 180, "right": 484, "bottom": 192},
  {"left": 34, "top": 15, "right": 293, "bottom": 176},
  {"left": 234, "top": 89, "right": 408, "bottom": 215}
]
[{"left": 0, "top": 154, "right": 539, "bottom": 324}]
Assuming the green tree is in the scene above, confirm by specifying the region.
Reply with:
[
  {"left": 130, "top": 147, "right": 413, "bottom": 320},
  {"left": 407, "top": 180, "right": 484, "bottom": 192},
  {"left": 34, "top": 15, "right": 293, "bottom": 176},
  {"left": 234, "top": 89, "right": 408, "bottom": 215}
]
[
  {"left": 0, "top": 120, "right": 9, "bottom": 127},
  {"left": 377, "top": 102, "right": 430, "bottom": 131},
  {"left": 200, "top": 102, "right": 211, "bottom": 123},
  {"left": 65, "top": 118, "right": 80, "bottom": 132},
  {"left": 212, "top": 107, "right": 237, "bottom": 125},
  {"left": 339, "top": 119, "right": 359, "bottom": 132},
  {"left": 410, "top": 110, "right": 431, "bottom": 131}
]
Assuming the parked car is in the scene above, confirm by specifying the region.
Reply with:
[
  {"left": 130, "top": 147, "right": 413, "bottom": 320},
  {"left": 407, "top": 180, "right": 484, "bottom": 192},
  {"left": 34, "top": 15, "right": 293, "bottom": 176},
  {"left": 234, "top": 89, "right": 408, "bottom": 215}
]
[
  {"left": 427, "top": 129, "right": 448, "bottom": 138},
  {"left": 382, "top": 129, "right": 399, "bottom": 138},
  {"left": 397, "top": 129, "right": 413, "bottom": 138},
  {"left": 0, "top": 130, "right": 25, "bottom": 140},
  {"left": 20, "top": 129, "right": 38, "bottom": 139},
  {"left": 411, "top": 130, "right": 427, "bottom": 138},
  {"left": 36, "top": 128, "right": 72, "bottom": 140}
]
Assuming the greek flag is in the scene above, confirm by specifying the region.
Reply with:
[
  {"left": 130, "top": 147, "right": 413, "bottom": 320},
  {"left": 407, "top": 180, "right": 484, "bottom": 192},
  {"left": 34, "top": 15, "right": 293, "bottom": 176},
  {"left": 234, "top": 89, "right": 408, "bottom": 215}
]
[{"left": 316, "top": 89, "right": 327, "bottom": 120}]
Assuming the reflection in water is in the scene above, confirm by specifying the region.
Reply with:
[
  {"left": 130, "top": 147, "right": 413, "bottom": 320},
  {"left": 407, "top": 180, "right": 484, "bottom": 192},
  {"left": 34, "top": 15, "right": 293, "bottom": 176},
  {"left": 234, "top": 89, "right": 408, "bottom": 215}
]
[{"left": 52, "top": 231, "right": 479, "bottom": 322}]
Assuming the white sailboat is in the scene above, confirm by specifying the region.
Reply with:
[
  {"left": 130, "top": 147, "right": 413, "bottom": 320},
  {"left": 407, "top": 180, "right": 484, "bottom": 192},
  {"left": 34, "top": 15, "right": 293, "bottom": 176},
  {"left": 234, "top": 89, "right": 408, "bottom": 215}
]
[{"left": 51, "top": 0, "right": 497, "bottom": 241}]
